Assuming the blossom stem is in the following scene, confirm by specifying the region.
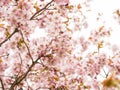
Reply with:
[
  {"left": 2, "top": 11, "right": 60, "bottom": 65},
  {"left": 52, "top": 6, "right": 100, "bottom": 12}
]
[
  {"left": 30, "top": 0, "right": 54, "bottom": 20},
  {"left": 0, "top": 28, "right": 19, "bottom": 47},
  {"left": 0, "top": 78, "right": 5, "bottom": 90}
]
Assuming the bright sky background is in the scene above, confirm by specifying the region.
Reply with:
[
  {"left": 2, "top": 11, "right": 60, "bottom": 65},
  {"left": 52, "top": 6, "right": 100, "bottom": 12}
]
[
  {"left": 31, "top": 0, "right": 120, "bottom": 60},
  {"left": 71, "top": 0, "right": 120, "bottom": 44},
  {"left": 32, "top": 0, "right": 120, "bottom": 45},
  {"left": 30, "top": 0, "right": 120, "bottom": 82},
  {"left": 71, "top": 0, "right": 120, "bottom": 81}
]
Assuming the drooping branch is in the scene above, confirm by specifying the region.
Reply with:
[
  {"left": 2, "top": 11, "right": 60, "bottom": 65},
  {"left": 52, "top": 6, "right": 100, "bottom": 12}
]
[
  {"left": 30, "top": 0, "right": 54, "bottom": 20},
  {"left": 0, "top": 28, "right": 19, "bottom": 47},
  {"left": 0, "top": 78, "right": 5, "bottom": 90}
]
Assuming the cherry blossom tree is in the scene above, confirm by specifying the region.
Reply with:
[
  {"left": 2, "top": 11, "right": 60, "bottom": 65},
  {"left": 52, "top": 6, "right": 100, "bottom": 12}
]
[{"left": 0, "top": 0, "right": 120, "bottom": 90}]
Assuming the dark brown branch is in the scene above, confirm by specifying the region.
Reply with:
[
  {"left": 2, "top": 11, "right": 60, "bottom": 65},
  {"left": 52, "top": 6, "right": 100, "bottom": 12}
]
[
  {"left": 0, "top": 53, "right": 9, "bottom": 58},
  {"left": 0, "top": 78, "right": 5, "bottom": 90},
  {"left": 0, "top": 28, "right": 19, "bottom": 47},
  {"left": 36, "top": 87, "right": 49, "bottom": 90},
  {"left": 30, "top": 0, "right": 54, "bottom": 20},
  {"left": 102, "top": 68, "right": 109, "bottom": 78},
  {"left": 9, "top": 56, "right": 41, "bottom": 90},
  {"left": 9, "top": 28, "right": 47, "bottom": 90}
]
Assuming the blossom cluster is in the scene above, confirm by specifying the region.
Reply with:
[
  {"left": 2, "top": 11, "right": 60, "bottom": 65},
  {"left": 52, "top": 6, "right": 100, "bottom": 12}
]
[{"left": 0, "top": 0, "right": 120, "bottom": 90}]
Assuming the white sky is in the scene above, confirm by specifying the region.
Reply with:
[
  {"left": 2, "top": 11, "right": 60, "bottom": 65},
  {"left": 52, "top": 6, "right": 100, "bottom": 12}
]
[
  {"left": 88, "top": 0, "right": 120, "bottom": 45},
  {"left": 30, "top": 0, "right": 120, "bottom": 82},
  {"left": 71, "top": 0, "right": 120, "bottom": 80},
  {"left": 32, "top": 0, "right": 120, "bottom": 45}
]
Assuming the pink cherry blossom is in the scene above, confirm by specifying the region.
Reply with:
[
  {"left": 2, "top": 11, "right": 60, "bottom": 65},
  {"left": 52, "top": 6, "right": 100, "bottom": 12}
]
[
  {"left": 55, "top": 0, "right": 69, "bottom": 5},
  {"left": 0, "top": 0, "right": 120, "bottom": 90}
]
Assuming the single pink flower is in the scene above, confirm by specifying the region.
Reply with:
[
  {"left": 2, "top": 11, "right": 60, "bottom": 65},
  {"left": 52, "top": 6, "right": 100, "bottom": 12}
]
[{"left": 55, "top": 0, "right": 69, "bottom": 5}]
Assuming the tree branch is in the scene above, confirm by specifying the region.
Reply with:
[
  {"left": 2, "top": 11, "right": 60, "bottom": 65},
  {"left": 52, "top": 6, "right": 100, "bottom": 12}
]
[
  {"left": 9, "top": 56, "right": 41, "bottom": 90},
  {"left": 36, "top": 86, "right": 49, "bottom": 90},
  {"left": 0, "top": 28, "right": 19, "bottom": 47},
  {"left": 0, "top": 78, "right": 5, "bottom": 90},
  {"left": 15, "top": 53, "right": 23, "bottom": 77},
  {"left": 19, "top": 30, "right": 34, "bottom": 63},
  {"left": 30, "top": 0, "right": 54, "bottom": 20}
]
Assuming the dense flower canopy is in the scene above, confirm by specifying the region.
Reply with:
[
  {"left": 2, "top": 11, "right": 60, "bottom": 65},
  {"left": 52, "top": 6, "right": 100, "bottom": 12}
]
[{"left": 0, "top": 0, "right": 120, "bottom": 90}]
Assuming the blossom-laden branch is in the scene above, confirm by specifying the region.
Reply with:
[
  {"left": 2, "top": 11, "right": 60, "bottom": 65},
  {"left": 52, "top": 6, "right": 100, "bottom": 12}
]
[
  {"left": 0, "top": 28, "right": 19, "bottom": 47},
  {"left": 1, "top": 0, "right": 119, "bottom": 90},
  {"left": 8, "top": 32, "right": 67, "bottom": 90},
  {"left": 30, "top": 0, "right": 54, "bottom": 20},
  {"left": 18, "top": 30, "right": 34, "bottom": 63},
  {"left": 9, "top": 56, "right": 41, "bottom": 90}
]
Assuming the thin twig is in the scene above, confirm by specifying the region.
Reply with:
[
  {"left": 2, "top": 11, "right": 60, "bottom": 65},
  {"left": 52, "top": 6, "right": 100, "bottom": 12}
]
[
  {"left": 9, "top": 56, "right": 41, "bottom": 90},
  {"left": 26, "top": 78, "right": 33, "bottom": 90},
  {"left": 102, "top": 68, "right": 109, "bottom": 78},
  {"left": 19, "top": 30, "right": 34, "bottom": 63},
  {"left": 0, "top": 28, "right": 19, "bottom": 47},
  {"left": 15, "top": 53, "right": 23, "bottom": 77},
  {"left": 0, "top": 53, "right": 9, "bottom": 58},
  {"left": 36, "top": 87, "right": 49, "bottom": 90},
  {"left": 30, "top": 0, "right": 54, "bottom": 20},
  {"left": 34, "top": 4, "right": 52, "bottom": 18},
  {"left": 0, "top": 78, "right": 5, "bottom": 90}
]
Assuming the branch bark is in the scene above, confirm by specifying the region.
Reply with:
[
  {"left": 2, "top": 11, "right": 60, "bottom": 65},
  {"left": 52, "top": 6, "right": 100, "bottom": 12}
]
[
  {"left": 0, "top": 28, "right": 19, "bottom": 47},
  {"left": 9, "top": 56, "right": 41, "bottom": 90},
  {"left": 19, "top": 30, "right": 34, "bottom": 63},
  {"left": 30, "top": 0, "right": 54, "bottom": 20},
  {"left": 0, "top": 78, "right": 5, "bottom": 90}
]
